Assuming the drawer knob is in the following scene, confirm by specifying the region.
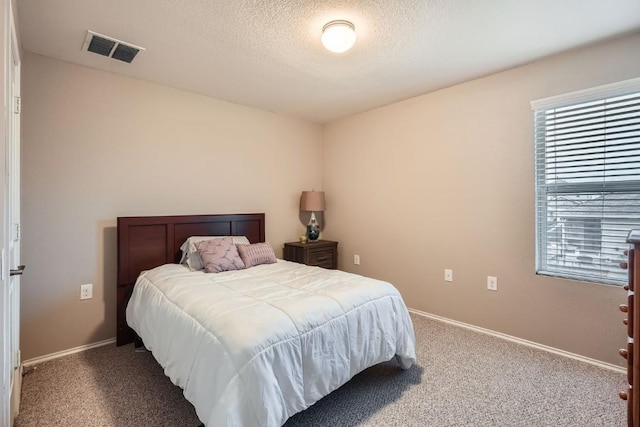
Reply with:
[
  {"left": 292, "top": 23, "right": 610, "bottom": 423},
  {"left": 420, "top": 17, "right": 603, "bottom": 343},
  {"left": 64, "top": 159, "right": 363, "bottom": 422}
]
[
  {"left": 624, "top": 319, "right": 628, "bottom": 326},
  {"left": 620, "top": 349, "right": 629, "bottom": 359},
  {"left": 624, "top": 285, "right": 630, "bottom": 291},
  {"left": 620, "top": 304, "right": 629, "bottom": 313},
  {"left": 620, "top": 262, "right": 629, "bottom": 270},
  {"left": 620, "top": 391, "right": 628, "bottom": 400}
]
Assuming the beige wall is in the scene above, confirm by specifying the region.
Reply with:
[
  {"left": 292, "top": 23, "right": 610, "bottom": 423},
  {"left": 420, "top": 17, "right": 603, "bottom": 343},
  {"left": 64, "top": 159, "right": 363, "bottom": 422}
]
[
  {"left": 21, "top": 53, "right": 323, "bottom": 360},
  {"left": 322, "top": 32, "right": 640, "bottom": 366}
]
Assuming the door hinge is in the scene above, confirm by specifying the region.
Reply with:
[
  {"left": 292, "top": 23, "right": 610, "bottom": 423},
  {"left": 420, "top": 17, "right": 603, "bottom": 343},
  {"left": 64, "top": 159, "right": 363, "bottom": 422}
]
[
  {"left": 14, "top": 223, "right": 20, "bottom": 241},
  {"left": 14, "top": 96, "right": 20, "bottom": 114},
  {"left": 15, "top": 350, "right": 20, "bottom": 368}
]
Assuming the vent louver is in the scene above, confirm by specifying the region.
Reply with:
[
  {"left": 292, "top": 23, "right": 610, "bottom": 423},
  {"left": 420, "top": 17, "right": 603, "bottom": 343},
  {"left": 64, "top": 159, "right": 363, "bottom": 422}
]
[{"left": 83, "top": 31, "right": 144, "bottom": 64}]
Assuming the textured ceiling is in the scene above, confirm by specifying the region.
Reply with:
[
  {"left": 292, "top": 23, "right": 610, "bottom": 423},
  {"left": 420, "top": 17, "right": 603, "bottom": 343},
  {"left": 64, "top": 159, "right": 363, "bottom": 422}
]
[{"left": 16, "top": 0, "right": 640, "bottom": 123}]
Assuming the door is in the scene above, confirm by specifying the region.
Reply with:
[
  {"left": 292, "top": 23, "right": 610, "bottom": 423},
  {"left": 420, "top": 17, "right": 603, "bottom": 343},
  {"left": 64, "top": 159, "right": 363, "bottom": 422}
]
[{"left": 5, "top": 1, "right": 21, "bottom": 423}]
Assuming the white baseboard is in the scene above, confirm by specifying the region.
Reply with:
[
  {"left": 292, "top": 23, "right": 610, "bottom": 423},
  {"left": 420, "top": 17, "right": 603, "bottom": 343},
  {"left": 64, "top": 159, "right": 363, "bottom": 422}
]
[
  {"left": 408, "top": 308, "right": 625, "bottom": 374},
  {"left": 21, "top": 312, "right": 626, "bottom": 374},
  {"left": 22, "top": 338, "right": 116, "bottom": 368}
]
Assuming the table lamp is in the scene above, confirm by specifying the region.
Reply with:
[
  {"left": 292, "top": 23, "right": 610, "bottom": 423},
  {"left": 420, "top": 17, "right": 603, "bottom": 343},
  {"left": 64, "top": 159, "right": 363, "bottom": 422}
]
[{"left": 300, "top": 190, "right": 325, "bottom": 242}]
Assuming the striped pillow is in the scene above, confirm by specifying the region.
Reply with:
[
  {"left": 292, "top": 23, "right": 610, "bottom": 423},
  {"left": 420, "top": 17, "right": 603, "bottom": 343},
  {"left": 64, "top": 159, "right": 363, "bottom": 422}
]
[{"left": 237, "top": 242, "right": 277, "bottom": 268}]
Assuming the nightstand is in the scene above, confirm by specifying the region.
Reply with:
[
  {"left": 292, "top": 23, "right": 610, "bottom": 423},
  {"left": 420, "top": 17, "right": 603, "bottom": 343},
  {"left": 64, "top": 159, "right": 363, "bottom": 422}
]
[{"left": 283, "top": 240, "right": 338, "bottom": 269}]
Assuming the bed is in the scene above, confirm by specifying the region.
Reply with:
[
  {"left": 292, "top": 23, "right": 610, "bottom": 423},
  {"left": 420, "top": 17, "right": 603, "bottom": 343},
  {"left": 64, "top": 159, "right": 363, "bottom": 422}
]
[{"left": 117, "top": 213, "right": 416, "bottom": 426}]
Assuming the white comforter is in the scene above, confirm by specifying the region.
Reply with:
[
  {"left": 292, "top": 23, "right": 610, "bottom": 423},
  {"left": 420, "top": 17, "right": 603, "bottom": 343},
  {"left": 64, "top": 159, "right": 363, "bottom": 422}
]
[{"left": 126, "top": 260, "right": 416, "bottom": 427}]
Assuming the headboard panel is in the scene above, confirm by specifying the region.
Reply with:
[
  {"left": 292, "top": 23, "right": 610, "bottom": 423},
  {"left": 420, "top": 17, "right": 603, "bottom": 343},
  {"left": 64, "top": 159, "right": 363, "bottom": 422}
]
[{"left": 116, "top": 213, "right": 265, "bottom": 345}]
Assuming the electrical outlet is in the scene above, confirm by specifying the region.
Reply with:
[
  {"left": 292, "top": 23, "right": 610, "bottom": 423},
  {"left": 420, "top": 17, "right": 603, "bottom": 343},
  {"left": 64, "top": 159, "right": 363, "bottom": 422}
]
[
  {"left": 444, "top": 269, "right": 453, "bottom": 282},
  {"left": 80, "top": 284, "right": 93, "bottom": 300},
  {"left": 354, "top": 254, "right": 360, "bottom": 265},
  {"left": 487, "top": 276, "right": 498, "bottom": 291}
]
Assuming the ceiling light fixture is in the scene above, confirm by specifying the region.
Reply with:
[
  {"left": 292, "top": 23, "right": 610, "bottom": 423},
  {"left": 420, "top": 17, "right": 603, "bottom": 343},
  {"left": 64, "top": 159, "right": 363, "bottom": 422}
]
[{"left": 321, "top": 20, "right": 356, "bottom": 53}]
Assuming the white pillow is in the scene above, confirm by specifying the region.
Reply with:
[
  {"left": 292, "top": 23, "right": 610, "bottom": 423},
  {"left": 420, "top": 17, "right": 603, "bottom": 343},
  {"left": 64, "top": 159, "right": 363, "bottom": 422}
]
[{"left": 180, "top": 236, "right": 251, "bottom": 270}]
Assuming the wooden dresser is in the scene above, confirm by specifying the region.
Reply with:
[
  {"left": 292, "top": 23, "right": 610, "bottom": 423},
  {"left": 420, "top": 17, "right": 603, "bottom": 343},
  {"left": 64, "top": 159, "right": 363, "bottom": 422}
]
[
  {"left": 621, "top": 229, "right": 640, "bottom": 427},
  {"left": 283, "top": 240, "right": 338, "bottom": 269}
]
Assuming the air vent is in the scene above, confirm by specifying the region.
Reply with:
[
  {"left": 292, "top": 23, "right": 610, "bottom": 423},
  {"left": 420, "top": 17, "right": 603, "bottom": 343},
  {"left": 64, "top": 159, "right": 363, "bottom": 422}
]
[{"left": 82, "top": 31, "right": 144, "bottom": 64}]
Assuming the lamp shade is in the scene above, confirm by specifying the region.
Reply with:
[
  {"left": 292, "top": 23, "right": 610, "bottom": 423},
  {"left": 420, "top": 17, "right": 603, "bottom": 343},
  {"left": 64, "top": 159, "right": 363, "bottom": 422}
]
[{"left": 300, "top": 191, "right": 325, "bottom": 212}]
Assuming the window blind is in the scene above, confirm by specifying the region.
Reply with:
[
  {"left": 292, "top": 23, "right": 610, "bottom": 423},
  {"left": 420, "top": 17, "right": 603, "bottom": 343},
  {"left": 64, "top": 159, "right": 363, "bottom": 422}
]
[{"left": 533, "top": 79, "right": 640, "bottom": 285}]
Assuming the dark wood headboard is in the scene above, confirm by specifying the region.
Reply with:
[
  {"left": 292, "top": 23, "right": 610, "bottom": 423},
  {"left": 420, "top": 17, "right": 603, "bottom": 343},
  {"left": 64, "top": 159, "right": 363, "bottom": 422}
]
[{"left": 116, "top": 213, "right": 266, "bottom": 345}]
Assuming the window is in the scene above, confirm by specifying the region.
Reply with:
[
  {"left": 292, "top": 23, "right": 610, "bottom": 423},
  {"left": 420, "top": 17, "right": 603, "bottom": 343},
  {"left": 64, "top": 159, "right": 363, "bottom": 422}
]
[{"left": 532, "top": 78, "right": 640, "bottom": 285}]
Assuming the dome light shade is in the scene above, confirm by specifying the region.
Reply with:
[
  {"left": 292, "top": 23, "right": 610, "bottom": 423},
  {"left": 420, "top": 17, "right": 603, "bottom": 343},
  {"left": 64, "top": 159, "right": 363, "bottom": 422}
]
[{"left": 321, "top": 20, "right": 356, "bottom": 53}]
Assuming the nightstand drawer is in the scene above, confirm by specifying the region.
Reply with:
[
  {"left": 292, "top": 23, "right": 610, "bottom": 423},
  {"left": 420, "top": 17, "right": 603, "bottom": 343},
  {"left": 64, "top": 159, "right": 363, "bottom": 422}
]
[
  {"left": 283, "top": 240, "right": 338, "bottom": 269},
  {"left": 307, "top": 248, "right": 333, "bottom": 267}
]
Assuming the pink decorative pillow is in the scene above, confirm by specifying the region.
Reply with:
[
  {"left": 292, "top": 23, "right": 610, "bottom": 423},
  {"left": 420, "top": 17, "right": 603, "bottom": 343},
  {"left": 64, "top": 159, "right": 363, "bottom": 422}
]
[
  {"left": 237, "top": 242, "right": 277, "bottom": 268},
  {"left": 196, "top": 237, "right": 245, "bottom": 273}
]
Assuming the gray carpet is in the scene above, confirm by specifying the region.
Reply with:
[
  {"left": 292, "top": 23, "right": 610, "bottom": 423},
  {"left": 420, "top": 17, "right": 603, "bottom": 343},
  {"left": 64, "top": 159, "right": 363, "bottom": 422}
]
[{"left": 15, "top": 314, "right": 626, "bottom": 426}]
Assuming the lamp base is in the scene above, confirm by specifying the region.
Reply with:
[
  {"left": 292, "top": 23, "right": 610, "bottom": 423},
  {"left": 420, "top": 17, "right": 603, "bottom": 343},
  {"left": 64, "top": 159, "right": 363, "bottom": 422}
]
[
  {"left": 307, "top": 211, "right": 320, "bottom": 241},
  {"left": 307, "top": 224, "right": 320, "bottom": 241}
]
